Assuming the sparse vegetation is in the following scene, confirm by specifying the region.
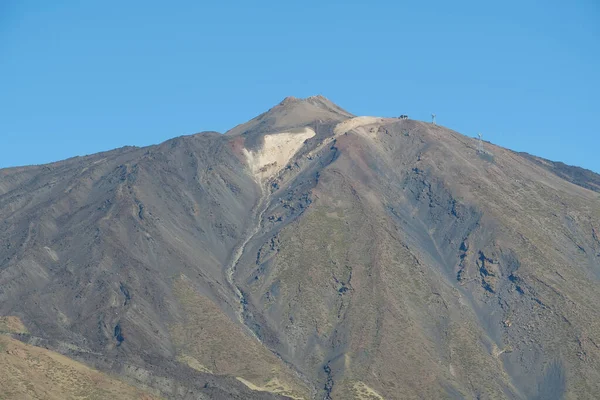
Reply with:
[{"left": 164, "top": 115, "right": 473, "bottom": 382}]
[
  {"left": 170, "top": 276, "right": 310, "bottom": 399},
  {"left": 0, "top": 335, "right": 160, "bottom": 399},
  {"left": 0, "top": 316, "right": 28, "bottom": 334}
]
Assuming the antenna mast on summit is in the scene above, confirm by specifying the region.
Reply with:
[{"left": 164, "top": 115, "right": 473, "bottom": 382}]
[
  {"left": 431, "top": 114, "right": 436, "bottom": 125},
  {"left": 477, "top": 133, "right": 484, "bottom": 153}
]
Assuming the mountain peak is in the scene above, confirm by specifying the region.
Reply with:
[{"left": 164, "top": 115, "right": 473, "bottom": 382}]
[
  {"left": 225, "top": 95, "right": 354, "bottom": 136},
  {"left": 279, "top": 95, "right": 299, "bottom": 105},
  {"left": 278, "top": 94, "right": 344, "bottom": 111}
]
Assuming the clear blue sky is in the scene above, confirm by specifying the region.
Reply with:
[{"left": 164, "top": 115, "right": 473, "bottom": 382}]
[{"left": 1, "top": 1, "right": 599, "bottom": 172}]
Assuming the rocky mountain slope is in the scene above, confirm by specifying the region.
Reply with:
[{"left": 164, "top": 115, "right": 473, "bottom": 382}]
[
  {"left": 0, "top": 316, "right": 159, "bottom": 400},
  {"left": 1, "top": 96, "right": 599, "bottom": 399}
]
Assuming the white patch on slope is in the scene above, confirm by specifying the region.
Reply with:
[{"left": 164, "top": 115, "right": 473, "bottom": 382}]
[
  {"left": 333, "top": 116, "right": 383, "bottom": 136},
  {"left": 305, "top": 116, "right": 388, "bottom": 160},
  {"left": 236, "top": 377, "right": 306, "bottom": 400},
  {"left": 44, "top": 246, "right": 59, "bottom": 262},
  {"left": 243, "top": 127, "right": 316, "bottom": 184}
]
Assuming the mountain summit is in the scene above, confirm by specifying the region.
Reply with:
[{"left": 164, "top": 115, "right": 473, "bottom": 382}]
[
  {"left": 1, "top": 97, "right": 600, "bottom": 399},
  {"left": 224, "top": 95, "right": 353, "bottom": 138}
]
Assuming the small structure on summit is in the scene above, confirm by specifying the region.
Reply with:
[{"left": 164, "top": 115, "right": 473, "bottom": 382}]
[{"left": 398, "top": 115, "right": 409, "bottom": 120}]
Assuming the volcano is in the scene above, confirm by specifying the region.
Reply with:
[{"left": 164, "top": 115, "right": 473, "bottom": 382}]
[{"left": 1, "top": 96, "right": 599, "bottom": 399}]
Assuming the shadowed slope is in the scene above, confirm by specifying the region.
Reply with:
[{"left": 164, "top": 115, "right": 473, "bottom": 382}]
[
  {"left": 0, "top": 130, "right": 303, "bottom": 399},
  {"left": 518, "top": 152, "right": 600, "bottom": 193}
]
